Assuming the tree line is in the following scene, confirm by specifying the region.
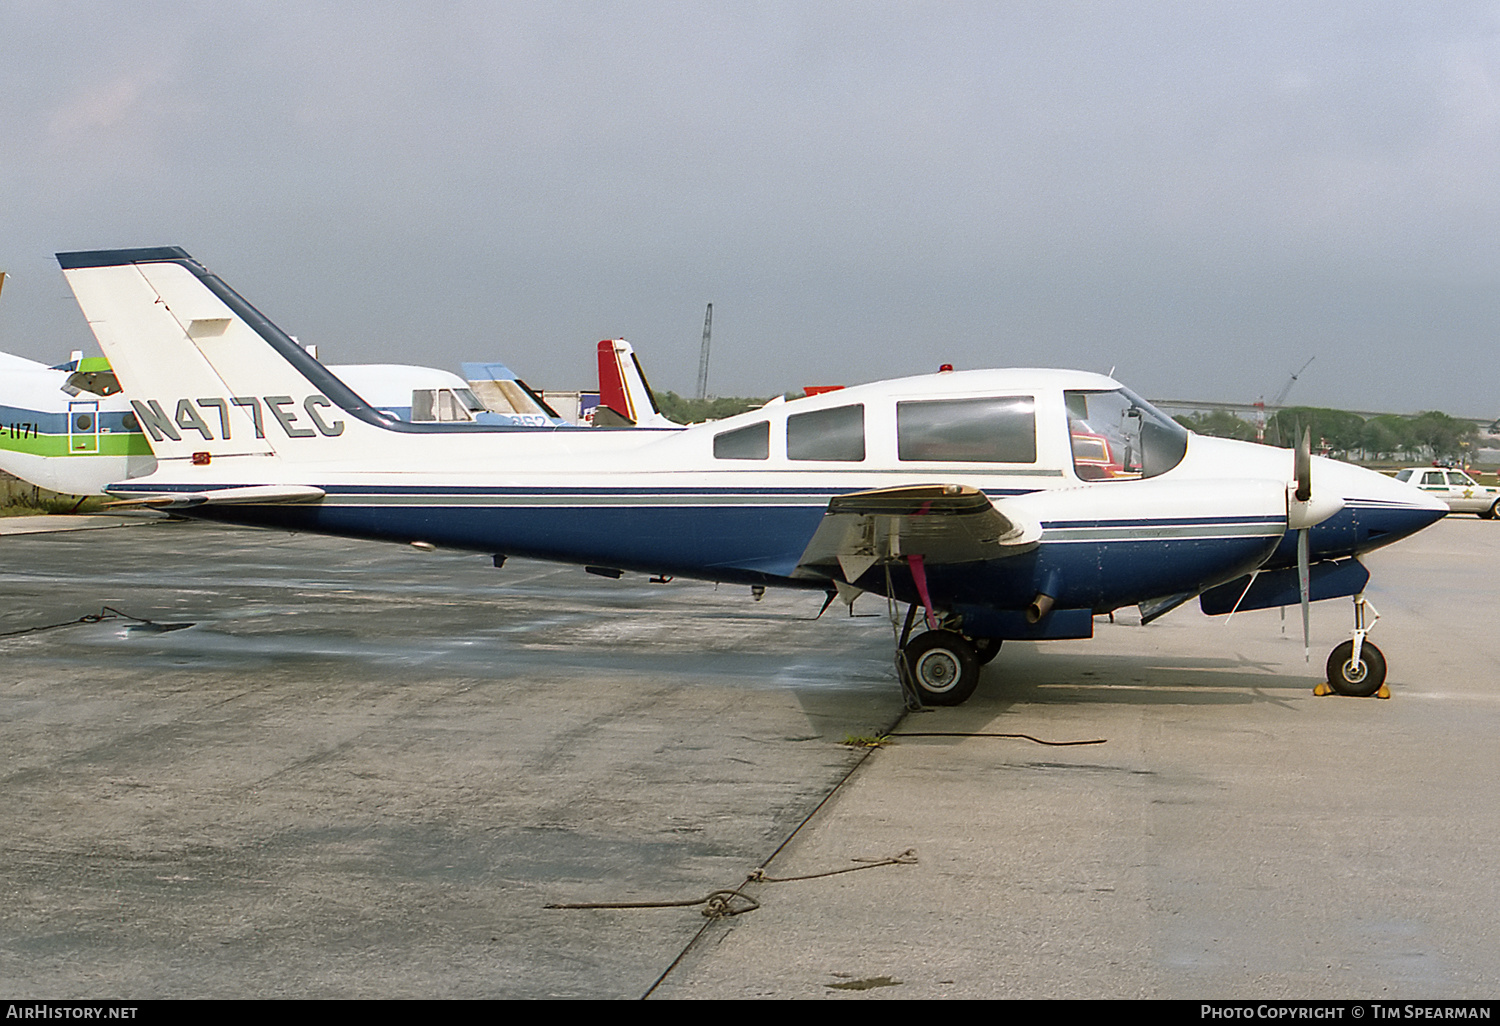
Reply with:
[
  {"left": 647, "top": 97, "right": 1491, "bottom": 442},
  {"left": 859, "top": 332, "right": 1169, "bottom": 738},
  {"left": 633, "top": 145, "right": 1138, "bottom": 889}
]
[
  {"left": 654, "top": 391, "right": 771, "bottom": 424},
  {"left": 1173, "top": 407, "right": 1483, "bottom": 462}
]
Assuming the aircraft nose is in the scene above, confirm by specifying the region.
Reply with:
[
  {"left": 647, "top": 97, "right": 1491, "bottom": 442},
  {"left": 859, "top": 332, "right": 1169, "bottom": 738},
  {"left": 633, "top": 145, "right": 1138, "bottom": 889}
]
[{"left": 1331, "top": 460, "right": 1447, "bottom": 555}]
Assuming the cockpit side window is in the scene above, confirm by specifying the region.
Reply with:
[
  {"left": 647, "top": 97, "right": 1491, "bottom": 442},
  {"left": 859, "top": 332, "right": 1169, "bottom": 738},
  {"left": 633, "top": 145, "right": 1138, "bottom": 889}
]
[
  {"left": 411, "top": 388, "right": 478, "bottom": 423},
  {"left": 1065, "top": 388, "right": 1188, "bottom": 481},
  {"left": 714, "top": 421, "right": 769, "bottom": 460},
  {"left": 435, "top": 389, "right": 471, "bottom": 422},
  {"left": 453, "top": 387, "right": 487, "bottom": 415},
  {"left": 787, "top": 404, "right": 865, "bottom": 462},
  {"left": 896, "top": 397, "right": 1036, "bottom": 463}
]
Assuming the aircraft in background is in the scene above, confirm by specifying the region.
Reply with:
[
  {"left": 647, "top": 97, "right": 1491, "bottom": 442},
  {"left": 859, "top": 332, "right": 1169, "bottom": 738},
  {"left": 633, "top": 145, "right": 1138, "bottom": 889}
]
[
  {"left": 467, "top": 340, "right": 672, "bottom": 428},
  {"left": 461, "top": 361, "right": 572, "bottom": 426},
  {"left": 0, "top": 351, "right": 156, "bottom": 496},
  {"left": 592, "top": 339, "right": 677, "bottom": 428},
  {"left": 0, "top": 336, "right": 671, "bottom": 497},
  {"left": 0, "top": 352, "right": 565, "bottom": 498},
  {"left": 56, "top": 247, "right": 1446, "bottom": 704},
  {"left": 0, "top": 338, "right": 677, "bottom": 497}
]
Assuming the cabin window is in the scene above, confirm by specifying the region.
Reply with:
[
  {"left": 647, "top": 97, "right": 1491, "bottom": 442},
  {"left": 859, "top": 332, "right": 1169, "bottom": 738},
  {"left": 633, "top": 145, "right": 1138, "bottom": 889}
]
[
  {"left": 1065, "top": 388, "right": 1188, "bottom": 481},
  {"left": 787, "top": 404, "right": 865, "bottom": 462},
  {"left": 896, "top": 397, "right": 1036, "bottom": 463},
  {"left": 714, "top": 421, "right": 769, "bottom": 460}
]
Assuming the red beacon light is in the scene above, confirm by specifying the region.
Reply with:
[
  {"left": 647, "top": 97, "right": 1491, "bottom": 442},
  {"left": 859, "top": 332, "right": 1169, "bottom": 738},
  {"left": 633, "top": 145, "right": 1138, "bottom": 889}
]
[{"left": 938, "top": 363, "right": 954, "bottom": 373}]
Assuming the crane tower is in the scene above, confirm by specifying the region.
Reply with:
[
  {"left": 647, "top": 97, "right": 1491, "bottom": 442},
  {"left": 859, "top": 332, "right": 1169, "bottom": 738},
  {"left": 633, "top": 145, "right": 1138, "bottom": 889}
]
[{"left": 695, "top": 303, "right": 713, "bottom": 400}]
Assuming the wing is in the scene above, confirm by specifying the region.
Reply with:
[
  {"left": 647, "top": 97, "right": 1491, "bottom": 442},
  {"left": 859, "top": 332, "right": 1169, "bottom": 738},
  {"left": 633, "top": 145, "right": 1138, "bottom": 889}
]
[{"left": 793, "top": 483, "right": 1040, "bottom": 584}]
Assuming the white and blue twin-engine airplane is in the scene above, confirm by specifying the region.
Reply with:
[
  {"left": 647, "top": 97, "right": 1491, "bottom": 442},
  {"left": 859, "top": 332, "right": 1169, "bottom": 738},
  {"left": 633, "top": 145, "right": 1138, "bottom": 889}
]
[{"left": 56, "top": 247, "right": 1446, "bottom": 705}]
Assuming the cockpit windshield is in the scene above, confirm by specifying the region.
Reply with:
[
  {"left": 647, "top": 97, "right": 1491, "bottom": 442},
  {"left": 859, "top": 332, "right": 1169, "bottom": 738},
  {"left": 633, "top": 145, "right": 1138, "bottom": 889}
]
[{"left": 1065, "top": 388, "right": 1188, "bottom": 481}]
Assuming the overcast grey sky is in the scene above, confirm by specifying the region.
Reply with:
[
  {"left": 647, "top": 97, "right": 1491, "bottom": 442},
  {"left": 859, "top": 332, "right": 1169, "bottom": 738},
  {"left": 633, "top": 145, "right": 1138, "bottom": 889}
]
[{"left": 3, "top": 1, "right": 1500, "bottom": 415}]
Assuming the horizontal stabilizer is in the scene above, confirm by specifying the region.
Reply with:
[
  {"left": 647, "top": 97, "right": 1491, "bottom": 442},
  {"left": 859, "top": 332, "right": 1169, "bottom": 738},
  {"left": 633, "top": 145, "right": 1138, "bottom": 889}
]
[{"left": 105, "top": 484, "right": 326, "bottom": 509}]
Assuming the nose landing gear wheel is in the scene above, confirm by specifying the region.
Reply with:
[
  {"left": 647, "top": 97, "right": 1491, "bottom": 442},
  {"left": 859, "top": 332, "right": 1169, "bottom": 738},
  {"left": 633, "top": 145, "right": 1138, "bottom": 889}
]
[
  {"left": 902, "top": 630, "right": 981, "bottom": 706},
  {"left": 1325, "top": 639, "right": 1387, "bottom": 697}
]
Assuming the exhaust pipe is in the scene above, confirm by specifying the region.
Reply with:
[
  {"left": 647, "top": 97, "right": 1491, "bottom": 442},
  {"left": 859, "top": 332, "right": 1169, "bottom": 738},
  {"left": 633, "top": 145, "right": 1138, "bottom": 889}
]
[{"left": 1026, "top": 593, "right": 1055, "bottom": 624}]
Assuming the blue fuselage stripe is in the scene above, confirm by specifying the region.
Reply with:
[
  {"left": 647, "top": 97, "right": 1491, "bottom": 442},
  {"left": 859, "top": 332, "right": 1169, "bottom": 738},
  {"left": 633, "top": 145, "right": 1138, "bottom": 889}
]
[{"left": 110, "top": 480, "right": 1439, "bottom": 613}]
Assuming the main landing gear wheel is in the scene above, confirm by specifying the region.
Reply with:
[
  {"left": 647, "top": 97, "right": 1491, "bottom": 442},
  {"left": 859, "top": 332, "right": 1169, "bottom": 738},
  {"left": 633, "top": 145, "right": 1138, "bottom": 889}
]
[
  {"left": 903, "top": 630, "right": 981, "bottom": 706},
  {"left": 1325, "top": 640, "right": 1387, "bottom": 698}
]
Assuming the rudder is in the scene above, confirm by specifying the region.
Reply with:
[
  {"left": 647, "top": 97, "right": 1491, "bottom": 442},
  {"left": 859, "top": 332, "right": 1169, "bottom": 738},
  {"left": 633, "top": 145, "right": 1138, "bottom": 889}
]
[{"left": 58, "top": 248, "right": 385, "bottom": 466}]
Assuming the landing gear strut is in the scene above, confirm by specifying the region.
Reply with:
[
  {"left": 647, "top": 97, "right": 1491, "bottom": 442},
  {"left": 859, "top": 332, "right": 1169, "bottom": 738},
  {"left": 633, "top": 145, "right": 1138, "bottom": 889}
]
[{"left": 1318, "top": 592, "right": 1388, "bottom": 698}]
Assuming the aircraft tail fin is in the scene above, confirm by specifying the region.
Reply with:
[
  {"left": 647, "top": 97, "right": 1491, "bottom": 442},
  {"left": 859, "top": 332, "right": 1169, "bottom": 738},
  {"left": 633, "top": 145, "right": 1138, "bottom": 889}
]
[
  {"left": 595, "top": 339, "right": 675, "bottom": 428},
  {"left": 57, "top": 247, "right": 390, "bottom": 467},
  {"left": 461, "top": 361, "right": 564, "bottom": 424}
]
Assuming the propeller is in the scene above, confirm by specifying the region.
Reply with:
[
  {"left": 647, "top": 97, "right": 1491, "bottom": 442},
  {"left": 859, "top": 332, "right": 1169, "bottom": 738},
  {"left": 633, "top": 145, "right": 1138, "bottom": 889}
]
[
  {"left": 1295, "top": 428, "right": 1312, "bottom": 661},
  {"left": 1295, "top": 426, "right": 1312, "bottom": 504}
]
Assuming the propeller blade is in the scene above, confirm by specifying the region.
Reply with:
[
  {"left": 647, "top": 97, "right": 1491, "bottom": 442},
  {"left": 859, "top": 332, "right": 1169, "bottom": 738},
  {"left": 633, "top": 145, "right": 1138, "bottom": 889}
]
[
  {"left": 1295, "top": 427, "right": 1312, "bottom": 660},
  {"left": 1295, "top": 427, "right": 1312, "bottom": 503},
  {"left": 1297, "top": 526, "right": 1311, "bottom": 662}
]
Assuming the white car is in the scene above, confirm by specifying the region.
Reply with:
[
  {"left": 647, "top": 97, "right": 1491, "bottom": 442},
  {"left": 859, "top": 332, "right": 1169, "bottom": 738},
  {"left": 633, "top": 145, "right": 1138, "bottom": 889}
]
[{"left": 1394, "top": 468, "right": 1500, "bottom": 519}]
